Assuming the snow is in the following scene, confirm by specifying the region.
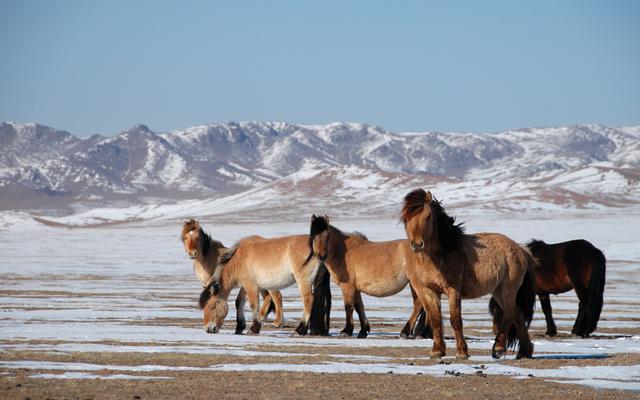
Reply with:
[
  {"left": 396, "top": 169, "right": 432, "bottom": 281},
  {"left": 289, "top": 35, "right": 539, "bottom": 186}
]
[{"left": 0, "top": 212, "right": 639, "bottom": 392}]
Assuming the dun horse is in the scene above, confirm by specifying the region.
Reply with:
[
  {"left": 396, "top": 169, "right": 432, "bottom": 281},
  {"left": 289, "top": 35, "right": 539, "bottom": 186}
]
[
  {"left": 527, "top": 239, "right": 606, "bottom": 337},
  {"left": 180, "top": 219, "right": 284, "bottom": 333},
  {"left": 305, "top": 215, "right": 426, "bottom": 338},
  {"left": 199, "top": 233, "right": 331, "bottom": 336},
  {"left": 402, "top": 189, "right": 535, "bottom": 359}
]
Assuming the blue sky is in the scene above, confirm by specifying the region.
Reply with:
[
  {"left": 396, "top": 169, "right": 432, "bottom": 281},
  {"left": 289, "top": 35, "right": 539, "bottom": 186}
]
[{"left": 1, "top": 1, "right": 639, "bottom": 136}]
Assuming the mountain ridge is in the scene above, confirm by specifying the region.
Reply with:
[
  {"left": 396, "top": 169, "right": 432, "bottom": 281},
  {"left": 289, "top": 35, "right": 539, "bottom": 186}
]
[{"left": 1, "top": 121, "right": 639, "bottom": 217}]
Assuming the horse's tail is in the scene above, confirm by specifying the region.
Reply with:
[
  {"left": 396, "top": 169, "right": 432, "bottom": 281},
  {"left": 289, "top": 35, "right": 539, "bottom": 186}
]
[
  {"left": 585, "top": 246, "right": 606, "bottom": 335},
  {"left": 308, "top": 262, "right": 332, "bottom": 336}
]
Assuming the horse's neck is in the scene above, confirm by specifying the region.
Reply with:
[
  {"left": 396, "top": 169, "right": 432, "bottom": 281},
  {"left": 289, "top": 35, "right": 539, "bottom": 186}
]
[
  {"left": 216, "top": 258, "right": 239, "bottom": 300},
  {"left": 327, "top": 227, "right": 350, "bottom": 264}
]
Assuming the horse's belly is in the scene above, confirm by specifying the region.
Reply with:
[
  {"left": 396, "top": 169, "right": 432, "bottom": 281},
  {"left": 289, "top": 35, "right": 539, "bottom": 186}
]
[
  {"left": 256, "top": 271, "right": 296, "bottom": 290},
  {"left": 357, "top": 275, "right": 408, "bottom": 297}
]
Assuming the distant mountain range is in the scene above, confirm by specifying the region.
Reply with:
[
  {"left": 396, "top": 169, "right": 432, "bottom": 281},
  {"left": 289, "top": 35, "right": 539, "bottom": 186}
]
[{"left": 1, "top": 121, "right": 639, "bottom": 221}]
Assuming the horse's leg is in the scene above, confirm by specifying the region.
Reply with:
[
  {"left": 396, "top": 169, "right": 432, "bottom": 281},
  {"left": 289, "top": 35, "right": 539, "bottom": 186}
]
[
  {"left": 353, "top": 291, "right": 370, "bottom": 338},
  {"left": 401, "top": 285, "right": 422, "bottom": 339},
  {"left": 491, "top": 292, "right": 511, "bottom": 359},
  {"left": 572, "top": 285, "right": 590, "bottom": 338},
  {"left": 234, "top": 287, "right": 247, "bottom": 335},
  {"left": 258, "top": 290, "right": 272, "bottom": 322},
  {"left": 413, "top": 284, "right": 445, "bottom": 359},
  {"left": 269, "top": 290, "right": 284, "bottom": 328},
  {"left": 339, "top": 284, "right": 356, "bottom": 338},
  {"left": 446, "top": 287, "right": 469, "bottom": 359},
  {"left": 294, "top": 279, "right": 314, "bottom": 336},
  {"left": 539, "top": 293, "right": 557, "bottom": 337},
  {"left": 514, "top": 307, "right": 534, "bottom": 359},
  {"left": 244, "top": 285, "right": 262, "bottom": 335}
]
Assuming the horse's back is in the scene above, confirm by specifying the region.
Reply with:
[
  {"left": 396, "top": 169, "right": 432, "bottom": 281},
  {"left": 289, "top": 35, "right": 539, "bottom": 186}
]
[{"left": 458, "top": 232, "right": 530, "bottom": 297}]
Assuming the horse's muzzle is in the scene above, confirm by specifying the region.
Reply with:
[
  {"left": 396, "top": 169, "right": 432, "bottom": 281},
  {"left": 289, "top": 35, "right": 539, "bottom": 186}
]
[
  {"left": 206, "top": 325, "right": 219, "bottom": 334},
  {"left": 189, "top": 250, "right": 198, "bottom": 259},
  {"left": 410, "top": 241, "right": 425, "bottom": 253}
]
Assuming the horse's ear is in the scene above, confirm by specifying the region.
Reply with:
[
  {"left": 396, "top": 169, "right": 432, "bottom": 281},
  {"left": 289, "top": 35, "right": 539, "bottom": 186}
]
[
  {"left": 425, "top": 191, "right": 432, "bottom": 204},
  {"left": 311, "top": 214, "right": 317, "bottom": 222}
]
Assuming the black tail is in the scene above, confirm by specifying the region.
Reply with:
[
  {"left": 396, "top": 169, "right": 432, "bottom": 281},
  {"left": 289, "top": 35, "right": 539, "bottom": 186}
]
[
  {"left": 585, "top": 248, "right": 606, "bottom": 335},
  {"left": 489, "top": 263, "right": 536, "bottom": 349},
  {"left": 413, "top": 308, "right": 433, "bottom": 339},
  {"left": 308, "top": 263, "right": 332, "bottom": 336}
]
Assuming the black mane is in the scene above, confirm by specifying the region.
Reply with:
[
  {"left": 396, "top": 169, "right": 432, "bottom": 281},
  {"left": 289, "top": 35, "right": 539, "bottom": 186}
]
[
  {"left": 526, "top": 239, "right": 546, "bottom": 249},
  {"left": 430, "top": 199, "right": 465, "bottom": 253}
]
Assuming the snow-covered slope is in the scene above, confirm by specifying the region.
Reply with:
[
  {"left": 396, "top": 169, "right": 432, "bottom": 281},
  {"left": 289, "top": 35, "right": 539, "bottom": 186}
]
[{"left": 1, "top": 121, "right": 639, "bottom": 223}]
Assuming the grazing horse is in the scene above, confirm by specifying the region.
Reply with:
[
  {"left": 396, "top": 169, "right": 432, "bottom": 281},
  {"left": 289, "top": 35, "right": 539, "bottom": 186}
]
[
  {"left": 180, "top": 219, "right": 284, "bottom": 333},
  {"left": 305, "top": 215, "right": 425, "bottom": 338},
  {"left": 401, "top": 189, "right": 535, "bottom": 359},
  {"left": 199, "top": 234, "right": 331, "bottom": 336},
  {"left": 527, "top": 239, "right": 606, "bottom": 337}
]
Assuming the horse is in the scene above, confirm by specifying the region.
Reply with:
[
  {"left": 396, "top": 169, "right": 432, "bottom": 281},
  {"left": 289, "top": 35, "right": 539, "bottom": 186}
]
[
  {"left": 527, "top": 239, "right": 606, "bottom": 337},
  {"left": 198, "top": 233, "right": 331, "bottom": 336},
  {"left": 180, "top": 219, "right": 284, "bottom": 333},
  {"left": 305, "top": 215, "right": 426, "bottom": 338},
  {"left": 401, "top": 189, "right": 536, "bottom": 360}
]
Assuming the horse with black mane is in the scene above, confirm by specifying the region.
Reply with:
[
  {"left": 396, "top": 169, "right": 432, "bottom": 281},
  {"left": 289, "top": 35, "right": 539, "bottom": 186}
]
[
  {"left": 402, "top": 189, "right": 536, "bottom": 359},
  {"left": 527, "top": 239, "right": 606, "bottom": 338},
  {"left": 198, "top": 233, "right": 332, "bottom": 336}
]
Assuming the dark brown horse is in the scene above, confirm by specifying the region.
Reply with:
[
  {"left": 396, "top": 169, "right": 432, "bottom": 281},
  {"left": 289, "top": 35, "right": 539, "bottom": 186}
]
[{"left": 527, "top": 239, "right": 606, "bottom": 337}]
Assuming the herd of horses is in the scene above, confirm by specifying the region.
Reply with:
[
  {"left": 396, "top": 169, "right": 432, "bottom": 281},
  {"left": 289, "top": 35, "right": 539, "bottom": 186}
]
[{"left": 181, "top": 188, "right": 607, "bottom": 360}]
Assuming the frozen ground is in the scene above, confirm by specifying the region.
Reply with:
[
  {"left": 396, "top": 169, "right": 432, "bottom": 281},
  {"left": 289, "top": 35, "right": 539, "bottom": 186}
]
[{"left": 0, "top": 210, "right": 639, "bottom": 395}]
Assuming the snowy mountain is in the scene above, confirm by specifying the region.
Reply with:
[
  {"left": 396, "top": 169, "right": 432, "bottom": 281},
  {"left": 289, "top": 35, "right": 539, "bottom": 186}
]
[{"left": 1, "top": 121, "right": 639, "bottom": 222}]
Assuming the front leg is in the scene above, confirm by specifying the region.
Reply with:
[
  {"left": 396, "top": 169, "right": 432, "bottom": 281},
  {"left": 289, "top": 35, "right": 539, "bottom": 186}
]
[
  {"left": 539, "top": 294, "right": 557, "bottom": 336},
  {"left": 244, "top": 285, "right": 262, "bottom": 335},
  {"left": 446, "top": 287, "right": 468, "bottom": 359},
  {"left": 401, "top": 285, "right": 422, "bottom": 339},
  {"left": 234, "top": 287, "right": 247, "bottom": 335},
  {"left": 353, "top": 291, "right": 370, "bottom": 338},
  {"left": 413, "top": 284, "right": 445, "bottom": 359}
]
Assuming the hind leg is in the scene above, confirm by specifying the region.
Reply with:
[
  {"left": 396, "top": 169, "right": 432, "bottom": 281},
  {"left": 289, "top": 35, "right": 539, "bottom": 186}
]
[
  {"left": 514, "top": 307, "right": 534, "bottom": 359},
  {"left": 446, "top": 287, "right": 469, "bottom": 359},
  {"left": 258, "top": 290, "right": 272, "bottom": 322},
  {"left": 401, "top": 285, "right": 428, "bottom": 339},
  {"left": 572, "top": 286, "right": 590, "bottom": 338},
  {"left": 539, "top": 294, "right": 557, "bottom": 336},
  {"left": 413, "top": 284, "right": 445, "bottom": 359},
  {"left": 294, "top": 279, "right": 314, "bottom": 336},
  {"left": 269, "top": 290, "right": 284, "bottom": 328},
  {"left": 234, "top": 288, "right": 247, "bottom": 335},
  {"left": 491, "top": 293, "right": 511, "bottom": 359},
  {"left": 353, "top": 291, "right": 370, "bottom": 338}
]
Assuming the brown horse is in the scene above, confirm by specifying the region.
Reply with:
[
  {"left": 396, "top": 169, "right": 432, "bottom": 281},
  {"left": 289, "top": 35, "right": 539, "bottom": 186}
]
[
  {"left": 527, "top": 239, "right": 606, "bottom": 337},
  {"left": 198, "top": 234, "right": 331, "bottom": 336},
  {"left": 402, "top": 189, "right": 535, "bottom": 359},
  {"left": 305, "top": 215, "right": 425, "bottom": 338},
  {"left": 180, "top": 219, "right": 284, "bottom": 333}
]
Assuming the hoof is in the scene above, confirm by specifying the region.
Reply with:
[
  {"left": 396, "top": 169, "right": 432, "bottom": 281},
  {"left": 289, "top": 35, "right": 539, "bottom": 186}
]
[
  {"left": 455, "top": 352, "right": 469, "bottom": 360},
  {"left": 546, "top": 329, "right": 558, "bottom": 337},
  {"left": 339, "top": 331, "right": 352, "bottom": 338},
  {"left": 430, "top": 350, "right": 445, "bottom": 360},
  {"left": 234, "top": 328, "right": 244, "bottom": 335},
  {"left": 492, "top": 344, "right": 505, "bottom": 359},
  {"left": 205, "top": 326, "right": 219, "bottom": 334},
  {"left": 357, "top": 331, "right": 368, "bottom": 339},
  {"left": 271, "top": 321, "right": 284, "bottom": 328}
]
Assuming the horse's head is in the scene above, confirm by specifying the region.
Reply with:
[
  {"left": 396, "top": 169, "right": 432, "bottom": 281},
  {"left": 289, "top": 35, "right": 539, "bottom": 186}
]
[
  {"left": 305, "top": 214, "right": 331, "bottom": 265},
  {"left": 180, "top": 219, "right": 210, "bottom": 260},
  {"left": 199, "top": 281, "right": 228, "bottom": 333},
  {"left": 401, "top": 189, "right": 435, "bottom": 253}
]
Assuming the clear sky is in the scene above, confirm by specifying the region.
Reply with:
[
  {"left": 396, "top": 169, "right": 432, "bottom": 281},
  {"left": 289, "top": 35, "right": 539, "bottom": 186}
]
[{"left": 1, "top": 1, "right": 639, "bottom": 136}]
